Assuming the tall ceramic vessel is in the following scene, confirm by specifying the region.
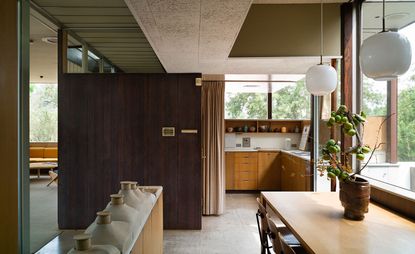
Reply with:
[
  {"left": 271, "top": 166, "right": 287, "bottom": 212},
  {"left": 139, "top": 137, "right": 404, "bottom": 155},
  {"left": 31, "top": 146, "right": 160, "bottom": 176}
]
[
  {"left": 118, "top": 181, "right": 142, "bottom": 211},
  {"left": 85, "top": 211, "right": 131, "bottom": 253},
  {"left": 131, "top": 181, "right": 156, "bottom": 204},
  {"left": 67, "top": 234, "right": 120, "bottom": 254},
  {"left": 105, "top": 194, "right": 140, "bottom": 238}
]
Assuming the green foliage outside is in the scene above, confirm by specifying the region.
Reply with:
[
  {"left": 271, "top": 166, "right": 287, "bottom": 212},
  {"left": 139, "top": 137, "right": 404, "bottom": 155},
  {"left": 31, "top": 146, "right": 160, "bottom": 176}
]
[
  {"left": 30, "top": 83, "right": 58, "bottom": 142},
  {"left": 397, "top": 82, "right": 415, "bottom": 161},
  {"left": 362, "top": 79, "right": 387, "bottom": 116},
  {"left": 225, "top": 79, "right": 310, "bottom": 119},
  {"left": 272, "top": 79, "right": 310, "bottom": 119},
  {"left": 362, "top": 69, "right": 415, "bottom": 162},
  {"left": 225, "top": 93, "right": 267, "bottom": 119}
]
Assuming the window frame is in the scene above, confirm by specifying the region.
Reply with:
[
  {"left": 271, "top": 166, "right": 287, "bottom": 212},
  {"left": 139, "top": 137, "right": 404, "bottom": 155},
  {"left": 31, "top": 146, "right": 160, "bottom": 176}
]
[
  {"left": 356, "top": 0, "right": 415, "bottom": 219},
  {"left": 225, "top": 80, "right": 312, "bottom": 120}
]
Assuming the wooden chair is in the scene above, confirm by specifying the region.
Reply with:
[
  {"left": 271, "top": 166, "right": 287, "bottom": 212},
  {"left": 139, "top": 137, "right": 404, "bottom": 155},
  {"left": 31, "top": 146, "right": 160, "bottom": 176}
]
[
  {"left": 266, "top": 214, "right": 301, "bottom": 254},
  {"left": 278, "top": 232, "right": 296, "bottom": 254},
  {"left": 256, "top": 197, "right": 272, "bottom": 254}
]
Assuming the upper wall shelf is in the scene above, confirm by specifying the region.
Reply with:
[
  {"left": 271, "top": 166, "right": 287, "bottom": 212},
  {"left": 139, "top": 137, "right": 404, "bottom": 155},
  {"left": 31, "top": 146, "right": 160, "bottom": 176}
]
[{"left": 225, "top": 119, "right": 310, "bottom": 134}]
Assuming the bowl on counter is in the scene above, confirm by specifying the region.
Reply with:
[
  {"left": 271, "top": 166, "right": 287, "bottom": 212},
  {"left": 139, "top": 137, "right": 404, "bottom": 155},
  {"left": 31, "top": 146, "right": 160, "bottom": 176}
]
[
  {"left": 227, "top": 127, "right": 234, "bottom": 133},
  {"left": 259, "top": 125, "right": 269, "bottom": 132}
]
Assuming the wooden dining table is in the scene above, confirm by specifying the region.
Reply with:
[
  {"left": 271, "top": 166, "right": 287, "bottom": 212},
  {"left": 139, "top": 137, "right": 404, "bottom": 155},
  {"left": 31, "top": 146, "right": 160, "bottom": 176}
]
[{"left": 261, "top": 192, "right": 415, "bottom": 254}]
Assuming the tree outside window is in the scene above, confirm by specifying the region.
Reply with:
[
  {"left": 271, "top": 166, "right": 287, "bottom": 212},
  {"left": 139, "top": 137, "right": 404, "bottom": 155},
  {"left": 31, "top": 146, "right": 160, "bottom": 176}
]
[{"left": 30, "top": 83, "right": 58, "bottom": 142}]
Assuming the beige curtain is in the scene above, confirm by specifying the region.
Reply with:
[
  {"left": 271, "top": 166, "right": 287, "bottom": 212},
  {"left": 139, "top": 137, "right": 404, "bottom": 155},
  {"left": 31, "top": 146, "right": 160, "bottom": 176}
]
[{"left": 202, "top": 81, "right": 225, "bottom": 215}]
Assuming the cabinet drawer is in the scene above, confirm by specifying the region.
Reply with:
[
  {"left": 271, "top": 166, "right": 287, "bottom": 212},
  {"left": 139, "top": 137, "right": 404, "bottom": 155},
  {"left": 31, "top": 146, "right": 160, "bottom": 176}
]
[
  {"left": 235, "top": 179, "right": 257, "bottom": 190},
  {"left": 234, "top": 152, "right": 257, "bottom": 159},
  {"left": 235, "top": 157, "right": 257, "bottom": 165},
  {"left": 235, "top": 162, "right": 257, "bottom": 172},
  {"left": 235, "top": 170, "right": 257, "bottom": 181}
]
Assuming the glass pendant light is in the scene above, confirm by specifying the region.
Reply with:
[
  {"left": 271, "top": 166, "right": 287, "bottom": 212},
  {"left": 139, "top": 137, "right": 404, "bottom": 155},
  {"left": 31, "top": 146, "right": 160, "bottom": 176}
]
[
  {"left": 306, "top": 0, "right": 337, "bottom": 96},
  {"left": 360, "top": 0, "right": 412, "bottom": 81}
]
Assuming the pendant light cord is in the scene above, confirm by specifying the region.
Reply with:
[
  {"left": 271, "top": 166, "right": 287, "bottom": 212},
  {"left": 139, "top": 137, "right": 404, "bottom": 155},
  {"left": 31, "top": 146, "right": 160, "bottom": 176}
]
[
  {"left": 382, "top": 0, "right": 386, "bottom": 32},
  {"left": 320, "top": 0, "right": 323, "bottom": 64}
]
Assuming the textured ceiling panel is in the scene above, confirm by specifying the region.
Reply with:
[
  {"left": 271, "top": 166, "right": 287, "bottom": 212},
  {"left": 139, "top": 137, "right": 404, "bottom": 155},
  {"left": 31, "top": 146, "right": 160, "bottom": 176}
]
[
  {"left": 32, "top": 0, "right": 165, "bottom": 73},
  {"left": 125, "top": 0, "right": 340, "bottom": 74}
]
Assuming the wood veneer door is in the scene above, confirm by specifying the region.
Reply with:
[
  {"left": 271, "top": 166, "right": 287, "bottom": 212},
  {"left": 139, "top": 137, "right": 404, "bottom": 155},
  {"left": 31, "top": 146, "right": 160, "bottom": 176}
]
[
  {"left": 177, "top": 74, "right": 202, "bottom": 229},
  {"left": 258, "top": 152, "right": 280, "bottom": 190},
  {"left": 145, "top": 75, "right": 179, "bottom": 229},
  {"left": 225, "top": 152, "right": 235, "bottom": 190}
]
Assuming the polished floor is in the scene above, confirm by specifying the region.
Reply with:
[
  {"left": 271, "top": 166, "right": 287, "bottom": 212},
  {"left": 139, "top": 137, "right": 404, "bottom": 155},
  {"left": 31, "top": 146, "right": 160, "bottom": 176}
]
[
  {"left": 164, "top": 193, "right": 261, "bottom": 254},
  {"left": 30, "top": 175, "right": 60, "bottom": 253},
  {"left": 35, "top": 193, "right": 261, "bottom": 253}
]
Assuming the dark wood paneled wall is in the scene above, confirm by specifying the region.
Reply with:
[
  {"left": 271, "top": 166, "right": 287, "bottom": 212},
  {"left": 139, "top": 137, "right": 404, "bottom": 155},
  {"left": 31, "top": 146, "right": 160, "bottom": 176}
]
[{"left": 58, "top": 73, "right": 201, "bottom": 229}]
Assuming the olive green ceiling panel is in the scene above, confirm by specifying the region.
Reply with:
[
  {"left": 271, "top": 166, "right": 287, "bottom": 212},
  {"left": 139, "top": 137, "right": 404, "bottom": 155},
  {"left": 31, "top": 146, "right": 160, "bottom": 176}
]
[
  {"left": 230, "top": 3, "right": 341, "bottom": 57},
  {"left": 32, "top": 0, "right": 165, "bottom": 73}
]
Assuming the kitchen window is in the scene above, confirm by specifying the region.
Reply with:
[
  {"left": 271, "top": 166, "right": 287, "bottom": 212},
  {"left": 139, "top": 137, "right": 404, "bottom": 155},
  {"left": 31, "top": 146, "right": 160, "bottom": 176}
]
[
  {"left": 359, "top": 1, "right": 415, "bottom": 194},
  {"left": 225, "top": 74, "right": 310, "bottom": 120}
]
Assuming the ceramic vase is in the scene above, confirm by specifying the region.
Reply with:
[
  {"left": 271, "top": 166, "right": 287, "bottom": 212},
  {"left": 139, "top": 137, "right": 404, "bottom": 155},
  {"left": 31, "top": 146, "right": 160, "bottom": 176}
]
[
  {"left": 118, "top": 181, "right": 142, "bottom": 211},
  {"left": 339, "top": 176, "right": 371, "bottom": 220},
  {"left": 104, "top": 194, "right": 140, "bottom": 238},
  {"left": 85, "top": 211, "right": 131, "bottom": 253},
  {"left": 67, "top": 234, "right": 120, "bottom": 254},
  {"left": 130, "top": 181, "right": 156, "bottom": 204}
]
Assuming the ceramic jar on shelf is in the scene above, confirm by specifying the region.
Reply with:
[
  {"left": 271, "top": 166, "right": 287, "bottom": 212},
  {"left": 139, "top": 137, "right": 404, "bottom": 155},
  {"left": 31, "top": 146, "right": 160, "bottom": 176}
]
[
  {"left": 85, "top": 211, "right": 131, "bottom": 253},
  {"left": 67, "top": 234, "right": 120, "bottom": 254},
  {"left": 130, "top": 181, "right": 156, "bottom": 204},
  {"left": 104, "top": 194, "right": 140, "bottom": 238},
  {"left": 118, "top": 181, "right": 142, "bottom": 211}
]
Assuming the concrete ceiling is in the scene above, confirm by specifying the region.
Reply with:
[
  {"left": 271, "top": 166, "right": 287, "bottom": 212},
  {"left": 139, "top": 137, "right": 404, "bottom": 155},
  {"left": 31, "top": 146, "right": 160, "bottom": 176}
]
[
  {"left": 125, "top": 0, "right": 350, "bottom": 74},
  {"left": 30, "top": 14, "right": 57, "bottom": 83},
  {"left": 31, "top": 0, "right": 164, "bottom": 73},
  {"left": 362, "top": 1, "right": 415, "bottom": 40}
]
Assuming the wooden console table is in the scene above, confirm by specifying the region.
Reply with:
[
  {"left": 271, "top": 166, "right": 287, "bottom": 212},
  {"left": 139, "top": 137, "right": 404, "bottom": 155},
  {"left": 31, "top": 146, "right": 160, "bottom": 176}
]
[
  {"left": 30, "top": 162, "right": 58, "bottom": 178},
  {"left": 261, "top": 192, "right": 415, "bottom": 254}
]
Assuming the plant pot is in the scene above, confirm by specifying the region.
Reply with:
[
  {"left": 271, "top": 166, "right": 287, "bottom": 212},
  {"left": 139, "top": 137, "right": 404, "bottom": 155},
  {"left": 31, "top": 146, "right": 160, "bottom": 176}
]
[{"left": 339, "top": 176, "right": 370, "bottom": 220}]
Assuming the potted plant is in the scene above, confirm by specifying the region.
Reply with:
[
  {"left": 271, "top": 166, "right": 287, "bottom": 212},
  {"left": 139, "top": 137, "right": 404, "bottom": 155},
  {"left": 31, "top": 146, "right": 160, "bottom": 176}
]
[{"left": 317, "top": 105, "right": 384, "bottom": 220}]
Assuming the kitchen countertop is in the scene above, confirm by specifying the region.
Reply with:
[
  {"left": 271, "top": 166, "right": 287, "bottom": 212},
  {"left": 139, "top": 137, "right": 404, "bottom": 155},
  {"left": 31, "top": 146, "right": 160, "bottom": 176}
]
[{"left": 225, "top": 148, "right": 310, "bottom": 161}]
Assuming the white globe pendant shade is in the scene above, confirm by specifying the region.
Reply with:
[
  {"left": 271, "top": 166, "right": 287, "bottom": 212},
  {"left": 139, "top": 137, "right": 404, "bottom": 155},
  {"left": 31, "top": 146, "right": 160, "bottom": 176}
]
[
  {"left": 360, "top": 31, "right": 412, "bottom": 81},
  {"left": 305, "top": 64, "right": 338, "bottom": 96}
]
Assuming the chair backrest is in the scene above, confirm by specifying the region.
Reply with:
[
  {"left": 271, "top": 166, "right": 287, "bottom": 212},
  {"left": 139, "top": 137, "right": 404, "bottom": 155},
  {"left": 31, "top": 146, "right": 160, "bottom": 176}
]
[
  {"left": 256, "top": 197, "right": 269, "bottom": 236},
  {"left": 278, "top": 232, "right": 296, "bottom": 254},
  {"left": 266, "top": 214, "right": 283, "bottom": 254}
]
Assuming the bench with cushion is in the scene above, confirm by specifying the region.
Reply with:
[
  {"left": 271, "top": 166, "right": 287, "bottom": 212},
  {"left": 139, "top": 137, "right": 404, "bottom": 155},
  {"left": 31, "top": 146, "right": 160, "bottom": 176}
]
[{"left": 30, "top": 147, "right": 58, "bottom": 162}]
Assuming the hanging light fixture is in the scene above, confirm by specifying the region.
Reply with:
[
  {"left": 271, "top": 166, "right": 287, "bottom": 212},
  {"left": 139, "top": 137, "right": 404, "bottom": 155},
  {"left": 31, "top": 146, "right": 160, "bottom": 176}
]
[
  {"left": 306, "top": 0, "right": 337, "bottom": 96},
  {"left": 360, "top": 0, "right": 412, "bottom": 81}
]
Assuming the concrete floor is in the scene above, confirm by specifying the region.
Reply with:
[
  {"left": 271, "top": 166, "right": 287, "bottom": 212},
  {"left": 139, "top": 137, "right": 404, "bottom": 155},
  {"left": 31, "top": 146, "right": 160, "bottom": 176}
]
[
  {"left": 164, "top": 193, "right": 261, "bottom": 254},
  {"left": 36, "top": 193, "right": 261, "bottom": 253},
  {"left": 30, "top": 176, "right": 60, "bottom": 253}
]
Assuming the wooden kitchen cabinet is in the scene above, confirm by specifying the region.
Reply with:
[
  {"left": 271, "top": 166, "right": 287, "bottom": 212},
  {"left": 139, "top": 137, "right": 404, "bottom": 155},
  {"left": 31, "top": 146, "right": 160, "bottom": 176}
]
[
  {"left": 225, "top": 152, "right": 258, "bottom": 190},
  {"left": 234, "top": 152, "right": 258, "bottom": 190},
  {"left": 257, "top": 152, "right": 280, "bottom": 190},
  {"left": 280, "top": 153, "right": 311, "bottom": 191},
  {"left": 225, "top": 152, "right": 235, "bottom": 190}
]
